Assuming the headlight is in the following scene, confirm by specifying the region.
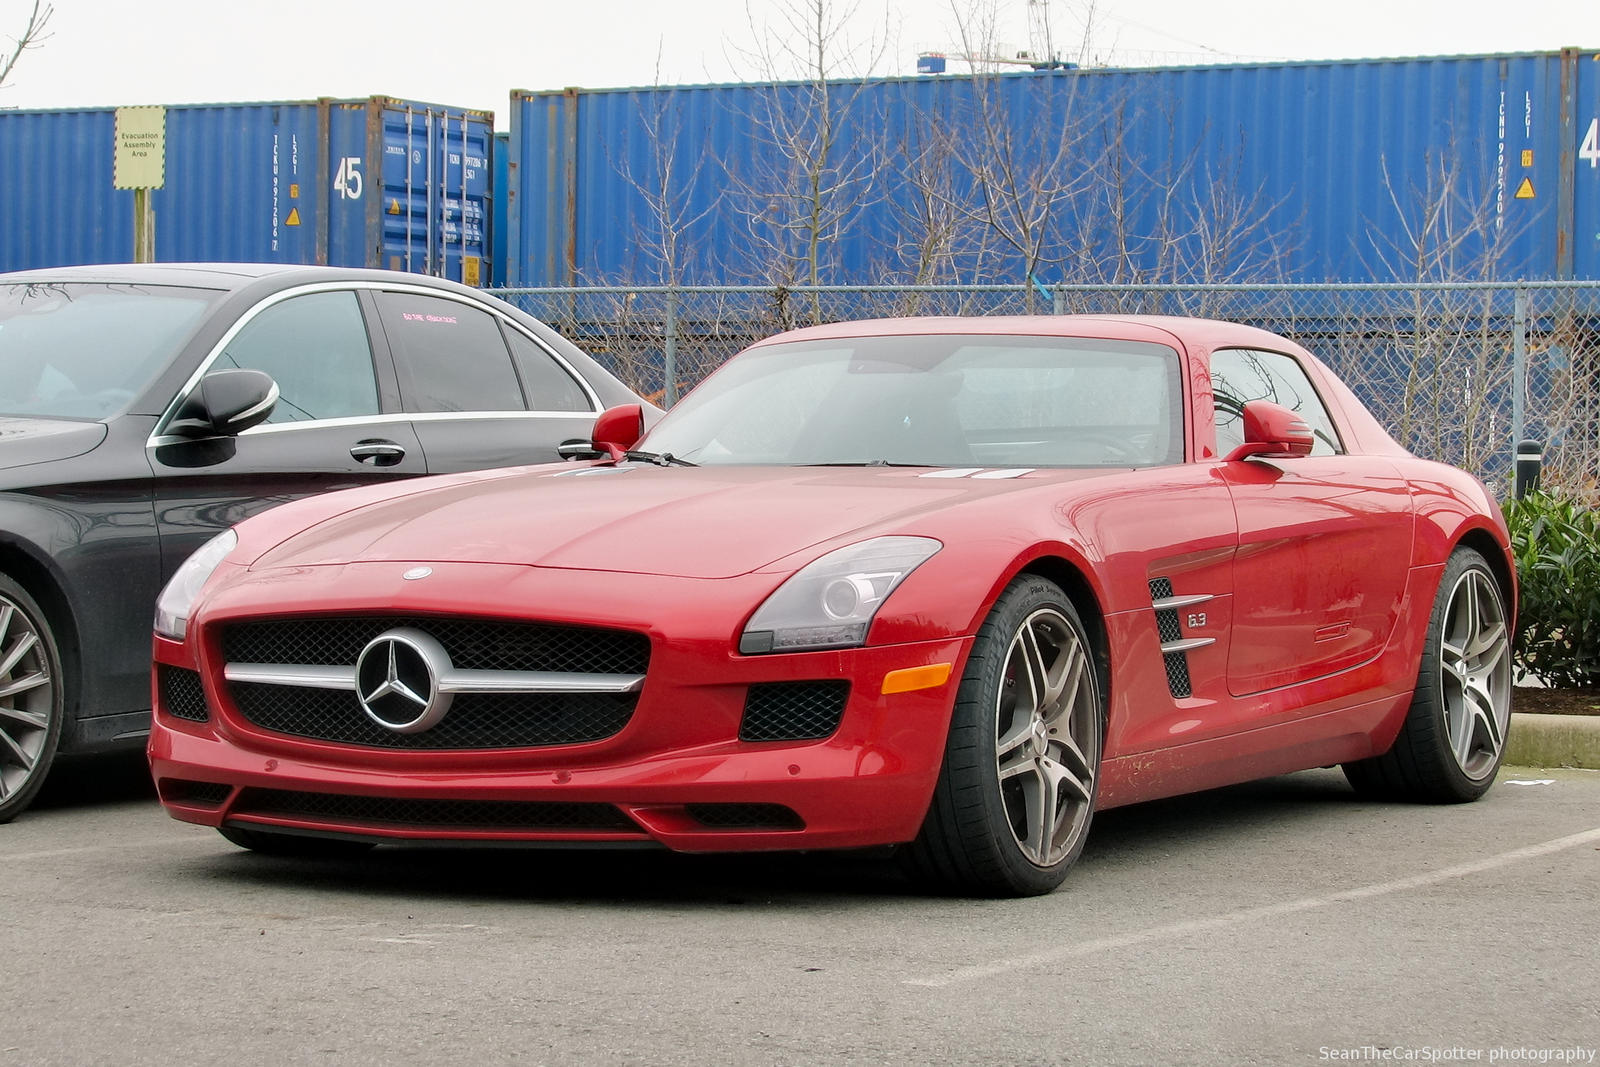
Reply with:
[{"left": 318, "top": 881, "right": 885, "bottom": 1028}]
[
  {"left": 739, "top": 536, "right": 941, "bottom": 654},
  {"left": 154, "top": 529, "right": 237, "bottom": 640}
]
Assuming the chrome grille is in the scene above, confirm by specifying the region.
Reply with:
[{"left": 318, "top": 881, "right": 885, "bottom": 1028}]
[
  {"left": 229, "top": 684, "right": 637, "bottom": 750},
  {"left": 221, "top": 616, "right": 649, "bottom": 675},
  {"left": 219, "top": 616, "right": 648, "bottom": 750}
]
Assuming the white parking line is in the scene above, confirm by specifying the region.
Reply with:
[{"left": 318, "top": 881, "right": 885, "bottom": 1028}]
[{"left": 905, "top": 826, "right": 1600, "bottom": 988}]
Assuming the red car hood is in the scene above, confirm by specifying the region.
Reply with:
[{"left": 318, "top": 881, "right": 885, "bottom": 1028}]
[{"left": 251, "top": 464, "right": 1100, "bottom": 579}]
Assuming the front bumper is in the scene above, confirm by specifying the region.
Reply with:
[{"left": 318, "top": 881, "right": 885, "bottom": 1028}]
[{"left": 150, "top": 561, "right": 971, "bottom": 853}]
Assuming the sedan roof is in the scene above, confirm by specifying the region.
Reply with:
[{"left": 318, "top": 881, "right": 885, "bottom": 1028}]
[{"left": 0, "top": 262, "right": 477, "bottom": 294}]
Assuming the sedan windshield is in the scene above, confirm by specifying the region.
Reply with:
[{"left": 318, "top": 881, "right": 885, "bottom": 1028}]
[
  {"left": 0, "top": 282, "right": 219, "bottom": 419},
  {"left": 642, "top": 334, "right": 1185, "bottom": 468}
]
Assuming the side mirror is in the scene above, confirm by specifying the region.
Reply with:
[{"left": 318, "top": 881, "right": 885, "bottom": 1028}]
[
  {"left": 591, "top": 404, "right": 644, "bottom": 461},
  {"left": 1223, "top": 400, "right": 1315, "bottom": 462},
  {"left": 169, "top": 369, "right": 279, "bottom": 438},
  {"left": 557, "top": 438, "right": 600, "bottom": 461}
]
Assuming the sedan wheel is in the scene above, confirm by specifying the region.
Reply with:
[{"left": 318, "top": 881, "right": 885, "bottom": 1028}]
[
  {"left": 1344, "top": 547, "right": 1512, "bottom": 802},
  {"left": 905, "top": 575, "right": 1104, "bottom": 896},
  {"left": 0, "top": 576, "right": 64, "bottom": 824}
]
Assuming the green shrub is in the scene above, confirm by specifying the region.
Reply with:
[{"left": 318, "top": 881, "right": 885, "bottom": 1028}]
[{"left": 1501, "top": 491, "right": 1600, "bottom": 688}]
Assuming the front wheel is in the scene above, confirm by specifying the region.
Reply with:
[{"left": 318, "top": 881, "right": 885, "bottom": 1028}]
[
  {"left": 904, "top": 576, "right": 1105, "bottom": 896},
  {"left": 1343, "top": 546, "right": 1513, "bottom": 802},
  {"left": 0, "top": 575, "right": 65, "bottom": 824}
]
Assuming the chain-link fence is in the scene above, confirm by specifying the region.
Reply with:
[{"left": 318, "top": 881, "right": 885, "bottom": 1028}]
[{"left": 489, "top": 282, "right": 1600, "bottom": 494}]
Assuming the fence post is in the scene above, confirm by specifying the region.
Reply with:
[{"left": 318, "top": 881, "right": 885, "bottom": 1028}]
[
  {"left": 1511, "top": 285, "right": 1528, "bottom": 451},
  {"left": 1052, "top": 287, "right": 1065, "bottom": 316},
  {"left": 664, "top": 287, "right": 680, "bottom": 408}
]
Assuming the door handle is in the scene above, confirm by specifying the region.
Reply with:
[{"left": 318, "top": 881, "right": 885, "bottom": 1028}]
[{"left": 351, "top": 440, "right": 407, "bottom": 466}]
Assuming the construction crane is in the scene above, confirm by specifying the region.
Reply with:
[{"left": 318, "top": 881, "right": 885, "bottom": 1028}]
[{"left": 916, "top": 0, "right": 1074, "bottom": 74}]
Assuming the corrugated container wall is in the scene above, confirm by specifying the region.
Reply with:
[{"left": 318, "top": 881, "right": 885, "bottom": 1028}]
[
  {"left": 506, "top": 50, "right": 1600, "bottom": 286},
  {"left": 0, "top": 97, "right": 494, "bottom": 285}
]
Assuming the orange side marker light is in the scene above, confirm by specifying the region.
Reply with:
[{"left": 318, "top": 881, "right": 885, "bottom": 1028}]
[{"left": 881, "top": 662, "right": 953, "bottom": 695}]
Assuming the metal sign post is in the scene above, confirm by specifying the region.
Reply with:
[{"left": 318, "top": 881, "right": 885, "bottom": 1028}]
[{"left": 114, "top": 107, "right": 166, "bottom": 262}]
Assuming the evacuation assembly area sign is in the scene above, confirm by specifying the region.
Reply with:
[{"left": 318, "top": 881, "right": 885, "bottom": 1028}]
[{"left": 113, "top": 107, "right": 166, "bottom": 189}]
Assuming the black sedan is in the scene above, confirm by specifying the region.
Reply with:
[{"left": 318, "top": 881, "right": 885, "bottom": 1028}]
[{"left": 0, "top": 263, "right": 647, "bottom": 820}]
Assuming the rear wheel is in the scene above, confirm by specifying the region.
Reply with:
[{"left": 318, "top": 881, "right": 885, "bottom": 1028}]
[
  {"left": 1343, "top": 547, "right": 1512, "bottom": 802},
  {"left": 219, "top": 825, "right": 377, "bottom": 857},
  {"left": 905, "top": 576, "right": 1104, "bottom": 896},
  {"left": 0, "top": 575, "right": 65, "bottom": 824}
]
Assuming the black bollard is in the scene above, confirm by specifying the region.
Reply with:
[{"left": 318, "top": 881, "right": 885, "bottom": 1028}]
[{"left": 1514, "top": 439, "right": 1542, "bottom": 499}]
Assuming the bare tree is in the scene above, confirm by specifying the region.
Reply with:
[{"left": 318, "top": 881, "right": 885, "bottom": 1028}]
[
  {"left": 723, "top": 0, "right": 891, "bottom": 322},
  {"left": 0, "top": 0, "right": 52, "bottom": 91},
  {"left": 1317, "top": 147, "right": 1527, "bottom": 476},
  {"left": 937, "top": 15, "right": 1093, "bottom": 312},
  {"left": 1060, "top": 101, "right": 1296, "bottom": 313}
]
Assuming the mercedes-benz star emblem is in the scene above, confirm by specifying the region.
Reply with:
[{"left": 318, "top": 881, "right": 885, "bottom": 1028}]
[{"left": 354, "top": 628, "right": 454, "bottom": 734}]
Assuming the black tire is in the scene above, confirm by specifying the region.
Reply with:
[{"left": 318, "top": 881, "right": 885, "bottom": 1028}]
[
  {"left": 219, "top": 825, "right": 377, "bottom": 857},
  {"left": 0, "top": 574, "right": 66, "bottom": 824},
  {"left": 1343, "top": 547, "right": 1513, "bottom": 803},
  {"left": 904, "top": 575, "right": 1105, "bottom": 897}
]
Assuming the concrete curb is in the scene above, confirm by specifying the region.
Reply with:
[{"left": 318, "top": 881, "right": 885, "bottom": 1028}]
[{"left": 1504, "top": 712, "right": 1600, "bottom": 770}]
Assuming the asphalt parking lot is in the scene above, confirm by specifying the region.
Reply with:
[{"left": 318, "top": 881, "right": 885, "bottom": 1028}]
[{"left": 4, "top": 756, "right": 1598, "bottom": 1066}]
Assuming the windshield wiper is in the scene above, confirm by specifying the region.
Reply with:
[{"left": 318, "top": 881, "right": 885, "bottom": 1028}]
[
  {"left": 623, "top": 449, "right": 698, "bottom": 467},
  {"left": 800, "top": 460, "right": 923, "bottom": 467}
]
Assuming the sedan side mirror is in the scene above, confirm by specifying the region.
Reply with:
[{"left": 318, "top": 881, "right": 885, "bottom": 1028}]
[
  {"left": 1223, "top": 400, "right": 1316, "bottom": 462},
  {"left": 169, "top": 369, "right": 280, "bottom": 439},
  {"left": 591, "top": 404, "right": 644, "bottom": 461}
]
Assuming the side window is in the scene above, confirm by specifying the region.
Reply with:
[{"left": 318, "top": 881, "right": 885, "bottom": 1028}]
[
  {"left": 1210, "top": 348, "right": 1343, "bottom": 457},
  {"left": 216, "top": 291, "right": 379, "bottom": 424},
  {"left": 375, "top": 291, "right": 526, "bottom": 413},
  {"left": 505, "top": 329, "right": 593, "bottom": 412}
]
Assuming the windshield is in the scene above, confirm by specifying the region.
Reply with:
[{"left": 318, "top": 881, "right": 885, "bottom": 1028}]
[
  {"left": 642, "top": 334, "right": 1185, "bottom": 468},
  {"left": 0, "top": 282, "right": 220, "bottom": 419}
]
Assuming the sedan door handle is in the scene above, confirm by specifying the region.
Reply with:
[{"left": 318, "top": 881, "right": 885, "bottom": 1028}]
[{"left": 351, "top": 440, "right": 407, "bottom": 467}]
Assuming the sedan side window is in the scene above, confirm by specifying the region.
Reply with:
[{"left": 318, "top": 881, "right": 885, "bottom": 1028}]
[
  {"left": 215, "top": 291, "right": 380, "bottom": 424},
  {"left": 376, "top": 291, "right": 527, "bottom": 413},
  {"left": 505, "top": 329, "right": 593, "bottom": 412},
  {"left": 1210, "top": 348, "right": 1343, "bottom": 457}
]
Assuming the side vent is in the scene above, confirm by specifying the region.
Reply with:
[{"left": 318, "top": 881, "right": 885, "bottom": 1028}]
[{"left": 1148, "top": 578, "right": 1216, "bottom": 700}]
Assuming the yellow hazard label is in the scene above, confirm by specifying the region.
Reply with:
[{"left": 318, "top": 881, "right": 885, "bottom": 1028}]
[
  {"left": 1514, "top": 177, "right": 1536, "bottom": 200},
  {"left": 463, "top": 256, "right": 481, "bottom": 287},
  {"left": 1520, "top": 150, "right": 1534, "bottom": 167},
  {"left": 388, "top": 199, "right": 402, "bottom": 215},
  {"left": 285, "top": 207, "right": 301, "bottom": 226},
  {"left": 289, "top": 183, "right": 300, "bottom": 198}
]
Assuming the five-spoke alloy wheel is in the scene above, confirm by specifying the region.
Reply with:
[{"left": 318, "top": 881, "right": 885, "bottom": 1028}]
[
  {"left": 906, "top": 575, "right": 1104, "bottom": 896},
  {"left": 1344, "top": 547, "right": 1512, "bottom": 802},
  {"left": 994, "top": 605, "right": 1100, "bottom": 868}
]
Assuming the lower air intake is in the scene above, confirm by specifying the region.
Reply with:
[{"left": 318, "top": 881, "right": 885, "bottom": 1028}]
[
  {"left": 159, "top": 665, "right": 211, "bottom": 723},
  {"left": 739, "top": 681, "right": 850, "bottom": 742},
  {"left": 229, "top": 789, "right": 640, "bottom": 833},
  {"left": 686, "top": 804, "right": 806, "bottom": 830}
]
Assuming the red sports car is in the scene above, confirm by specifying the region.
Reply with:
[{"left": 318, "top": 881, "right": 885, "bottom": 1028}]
[{"left": 148, "top": 316, "right": 1516, "bottom": 896}]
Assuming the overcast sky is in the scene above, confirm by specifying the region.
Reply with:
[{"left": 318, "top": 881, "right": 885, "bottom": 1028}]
[{"left": 0, "top": 0, "right": 1593, "bottom": 127}]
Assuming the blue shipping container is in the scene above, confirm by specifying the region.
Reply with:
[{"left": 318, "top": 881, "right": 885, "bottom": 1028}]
[
  {"left": 0, "top": 97, "right": 494, "bottom": 284},
  {"left": 506, "top": 50, "right": 1600, "bottom": 286}
]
